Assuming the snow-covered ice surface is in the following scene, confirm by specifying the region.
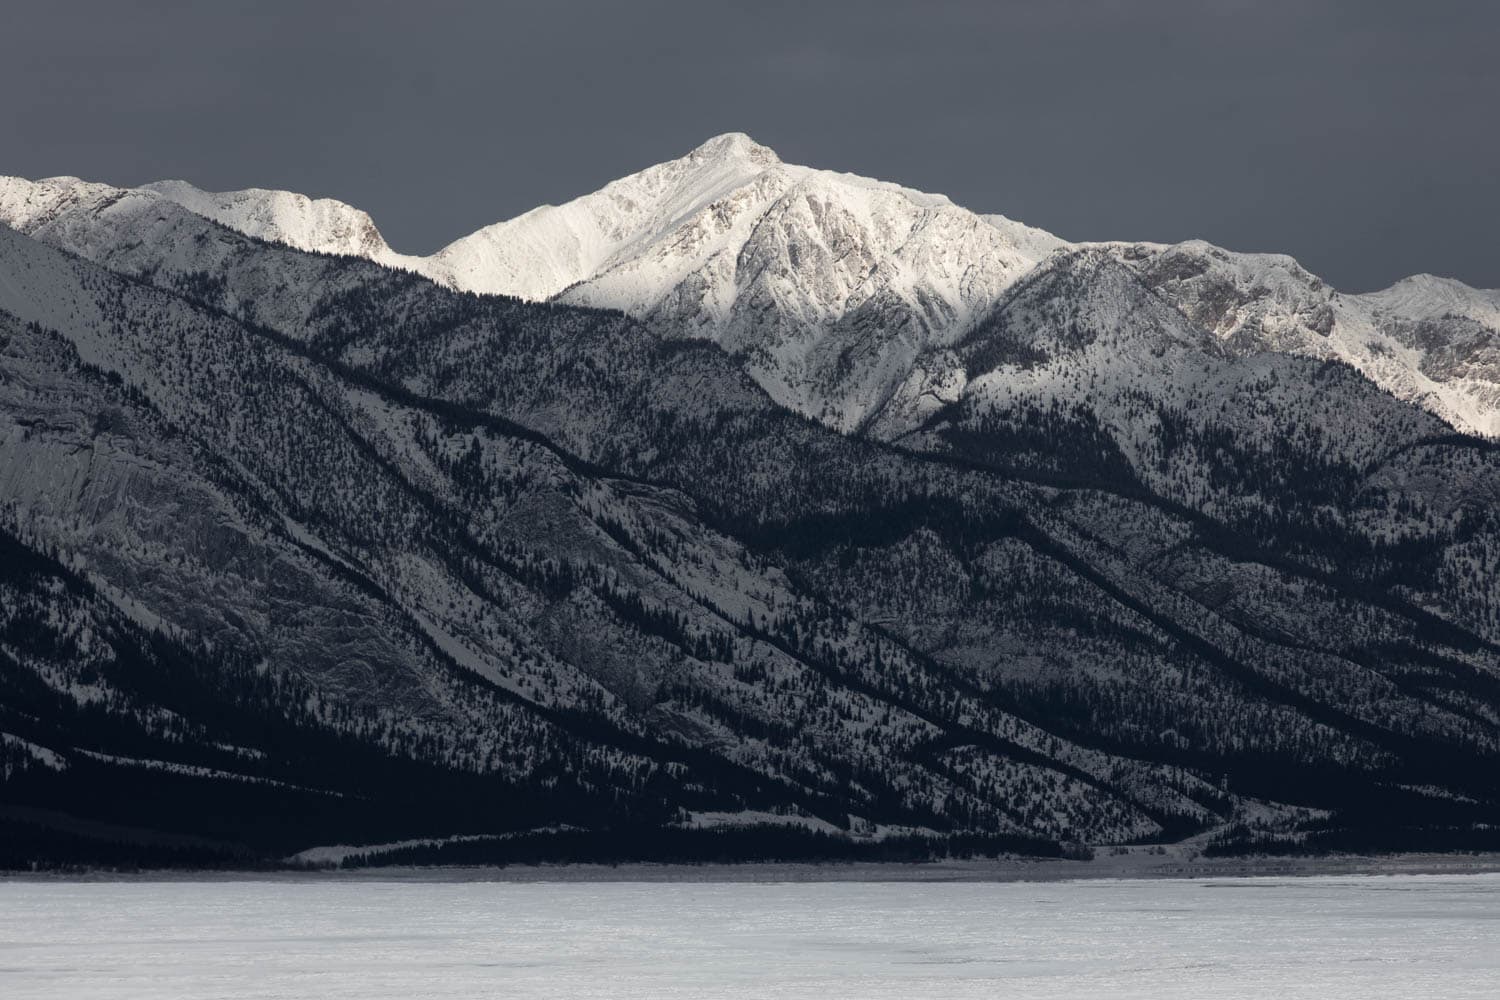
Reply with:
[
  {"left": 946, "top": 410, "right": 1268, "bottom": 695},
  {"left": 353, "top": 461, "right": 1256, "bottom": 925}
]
[{"left": 2, "top": 875, "right": 1497, "bottom": 999}]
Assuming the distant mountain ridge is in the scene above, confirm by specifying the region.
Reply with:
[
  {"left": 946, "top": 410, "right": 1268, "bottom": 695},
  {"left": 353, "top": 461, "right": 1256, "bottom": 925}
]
[{"left": 4, "top": 132, "right": 1494, "bottom": 436}]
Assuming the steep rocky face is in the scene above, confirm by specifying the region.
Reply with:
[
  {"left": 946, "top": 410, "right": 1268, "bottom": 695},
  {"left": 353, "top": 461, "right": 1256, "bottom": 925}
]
[
  {"left": 869, "top": 249, "right": 1224, "bottom": 444},
  {"left": 1360, "top": 276, "right": 1500, "bottom": 420},
  {"left": 1114, "top": 239, "right": 1500, "bottom": 437},
  {"left": 0, "top": 175, "right": 119, "bottom": 233}
]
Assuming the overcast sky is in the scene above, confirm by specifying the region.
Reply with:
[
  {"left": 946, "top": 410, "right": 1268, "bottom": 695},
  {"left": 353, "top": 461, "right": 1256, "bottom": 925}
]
[{"left": 4, "top": 1, "right": 1496, "bottom": 290}]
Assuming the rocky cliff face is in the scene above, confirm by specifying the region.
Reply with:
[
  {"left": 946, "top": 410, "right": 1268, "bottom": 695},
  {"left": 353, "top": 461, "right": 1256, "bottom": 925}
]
[{"left": 1113, "top": 240, "right": 1500, "bottom": 437}]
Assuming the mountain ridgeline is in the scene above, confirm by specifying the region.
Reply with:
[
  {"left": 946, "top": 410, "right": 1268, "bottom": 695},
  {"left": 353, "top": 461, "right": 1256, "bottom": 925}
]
[{"left": 1, "top": 137, "right": 1499, "bottom": 868}]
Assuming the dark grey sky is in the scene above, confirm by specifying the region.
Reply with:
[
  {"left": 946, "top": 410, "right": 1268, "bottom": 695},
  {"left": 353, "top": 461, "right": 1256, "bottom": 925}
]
[{"left": 5, "top": 1, "right": 1496, "bottom": 290}]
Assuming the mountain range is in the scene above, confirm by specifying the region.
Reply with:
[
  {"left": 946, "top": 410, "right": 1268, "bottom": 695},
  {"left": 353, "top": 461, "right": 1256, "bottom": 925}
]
[
  {"left": 8, "top": 133, "right": 1497, "bottom": 438},
  {"left": 1, "top": 135, "right": 1498, "bottom": 868}
]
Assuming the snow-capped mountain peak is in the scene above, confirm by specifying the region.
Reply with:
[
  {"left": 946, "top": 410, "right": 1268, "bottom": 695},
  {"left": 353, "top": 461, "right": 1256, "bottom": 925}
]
[
  {"left": 687, "top": 130, "right": 782, "bottom": 167},
  {"left": 138, "top": 179, "right": 400, "bottom": 262},
  {"left": 423, "top": 131, "right": 799, "bottom": 301},
  {"left": 450, "top": 134, "right": 1069, "bottom": 427},
  {"left": 1360, "top": 272, "right": 1500, "bottom": 325},
  {"left": 0, "top": 175, "right": 120, "bottom": 232}
]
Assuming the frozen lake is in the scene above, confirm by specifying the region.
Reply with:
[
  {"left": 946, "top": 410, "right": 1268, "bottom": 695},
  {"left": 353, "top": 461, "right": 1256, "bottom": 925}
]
[{"left": 2, "top": 873, "right": 1497, "bottom": 998}]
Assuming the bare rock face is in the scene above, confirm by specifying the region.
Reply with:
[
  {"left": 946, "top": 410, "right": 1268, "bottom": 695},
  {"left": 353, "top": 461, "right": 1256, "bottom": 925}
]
[{"left": 1113, "top": 240, "right": 1500, "bottom": 436}]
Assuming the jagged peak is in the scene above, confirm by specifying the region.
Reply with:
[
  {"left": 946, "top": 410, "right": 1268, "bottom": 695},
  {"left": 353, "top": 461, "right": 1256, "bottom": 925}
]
[
  {"left": 0, "top": 174, "right": 124, "bottom": 233},
  {"left": 685, "top": 132, "right": 781, "bottom": 167}
]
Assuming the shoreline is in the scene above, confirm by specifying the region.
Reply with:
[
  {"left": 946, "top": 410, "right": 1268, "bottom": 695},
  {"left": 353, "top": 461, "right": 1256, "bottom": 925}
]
[{"left": 7, "top": 849, "right": 1500, "bottom": 884}]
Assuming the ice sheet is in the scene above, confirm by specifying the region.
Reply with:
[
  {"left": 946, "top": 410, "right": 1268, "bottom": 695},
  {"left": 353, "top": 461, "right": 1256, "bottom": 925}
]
[{"left": 2, "top": 874, "right": 1497, "bottom": 999}]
